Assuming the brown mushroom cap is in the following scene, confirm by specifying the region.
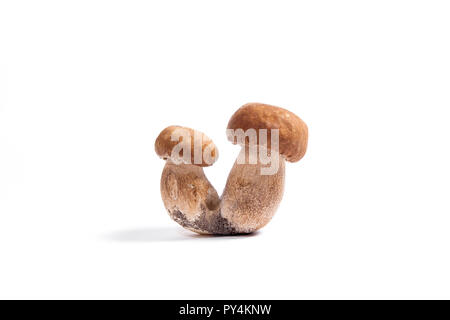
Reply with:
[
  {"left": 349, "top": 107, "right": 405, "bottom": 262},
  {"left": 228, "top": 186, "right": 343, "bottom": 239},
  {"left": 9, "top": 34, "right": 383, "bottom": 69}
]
[
  {"left": 227, "top": 103, "right": 308, "bottom": 162},
  {"left": 155, "top": 126, "right": 218, "bottom": 167}
]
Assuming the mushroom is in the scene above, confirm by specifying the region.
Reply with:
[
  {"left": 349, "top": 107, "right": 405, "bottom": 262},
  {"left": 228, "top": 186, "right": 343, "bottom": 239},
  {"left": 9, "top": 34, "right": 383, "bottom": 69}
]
[
  {"left": 155, "top": 103, "right": 308, "bottom": 235},
  {"left": 155, "top": 126, "right": 225, "bottom": 234}
]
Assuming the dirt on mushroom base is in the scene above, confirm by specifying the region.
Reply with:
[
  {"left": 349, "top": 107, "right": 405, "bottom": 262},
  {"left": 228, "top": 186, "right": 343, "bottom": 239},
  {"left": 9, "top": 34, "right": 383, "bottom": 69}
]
[{"left": 169, "top": 208, "right": 239, "bottom": 235}]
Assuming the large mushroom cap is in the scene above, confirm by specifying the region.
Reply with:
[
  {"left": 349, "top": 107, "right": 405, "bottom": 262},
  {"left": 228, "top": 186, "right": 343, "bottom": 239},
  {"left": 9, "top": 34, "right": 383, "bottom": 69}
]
[
  {"left": 155, "top": 126, "right": 218, "bottom": 167},
  {"left": 227, "top": 103, "right": 308, "bottom": 162}
]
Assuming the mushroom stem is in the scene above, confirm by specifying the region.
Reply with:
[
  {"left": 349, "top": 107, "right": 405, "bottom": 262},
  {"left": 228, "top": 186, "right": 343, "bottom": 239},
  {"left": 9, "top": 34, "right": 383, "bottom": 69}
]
[
  {"left": 220, "top": 146, "right": 285, "bottom": 233},
  {"left": 160, "top": 146, "right": 285, "bottom": 235},
  {"left": 160, "top": 161, "right": 236, "bottom": 235}
]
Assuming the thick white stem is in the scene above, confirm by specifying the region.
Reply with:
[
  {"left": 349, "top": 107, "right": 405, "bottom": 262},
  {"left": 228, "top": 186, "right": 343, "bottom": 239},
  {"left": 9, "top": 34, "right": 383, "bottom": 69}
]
[{"left": 160, "top": 148, "right": 285, "bottom": 235}]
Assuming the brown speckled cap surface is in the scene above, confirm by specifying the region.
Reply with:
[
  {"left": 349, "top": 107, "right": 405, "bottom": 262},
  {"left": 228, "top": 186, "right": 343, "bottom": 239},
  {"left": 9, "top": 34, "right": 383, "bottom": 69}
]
[
  {"left": 227, "top": 103, "right": 308, "bottom": 162},
  {"left": 155, "top": 126, "right": 218, "bottom": 167}
]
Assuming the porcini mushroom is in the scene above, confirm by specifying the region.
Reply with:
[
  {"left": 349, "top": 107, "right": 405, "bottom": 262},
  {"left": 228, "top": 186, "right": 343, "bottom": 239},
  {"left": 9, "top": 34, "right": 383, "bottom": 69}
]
[
  {"left": 155, "top": 126, "right": 226, "bottom": 234},
  {"left": 155, "top": 103, "right": 308, "bottom": 235}
]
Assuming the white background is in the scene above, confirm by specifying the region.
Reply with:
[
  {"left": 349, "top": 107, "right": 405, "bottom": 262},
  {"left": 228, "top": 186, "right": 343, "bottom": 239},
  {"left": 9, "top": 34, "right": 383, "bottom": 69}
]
[{"left": 1, "top": 1, "right": 449, "bottom": 299}]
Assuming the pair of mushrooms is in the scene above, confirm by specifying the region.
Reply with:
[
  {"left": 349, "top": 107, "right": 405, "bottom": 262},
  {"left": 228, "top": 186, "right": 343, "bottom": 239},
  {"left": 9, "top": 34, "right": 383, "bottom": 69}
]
[{"left": 155, "top": 103, "right": 308, "bottom": 235}]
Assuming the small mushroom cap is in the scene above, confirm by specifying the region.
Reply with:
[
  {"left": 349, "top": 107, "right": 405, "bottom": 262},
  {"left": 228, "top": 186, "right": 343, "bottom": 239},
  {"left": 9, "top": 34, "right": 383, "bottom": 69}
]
[
  {"left": 155, "top": 126, "right": 218, "bottom": 167},
  {"left": 227, "top": 103, "right": 308, "bottom": 162}
]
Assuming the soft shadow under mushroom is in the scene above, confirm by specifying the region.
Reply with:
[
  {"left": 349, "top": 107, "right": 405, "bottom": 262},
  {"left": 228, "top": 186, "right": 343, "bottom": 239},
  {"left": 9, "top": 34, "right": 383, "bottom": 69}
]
[{"left": 105, "top": 227, "right": 259, "bottom": 243}]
